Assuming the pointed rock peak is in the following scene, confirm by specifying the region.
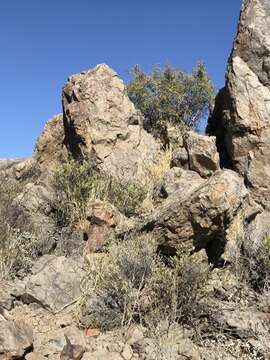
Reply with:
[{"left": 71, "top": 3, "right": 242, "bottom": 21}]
[
  {"left": 62, "top": 63, "right": 159, "bottom": 180},
  {"left": 208, "top": 0, "right": 270, "bottom": 207}
]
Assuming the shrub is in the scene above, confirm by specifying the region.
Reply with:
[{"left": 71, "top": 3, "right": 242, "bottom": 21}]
[
  {"left": 127, "top": 63, "right": 215, "bottom": 141},
  {"left": 239, "top": 237, "right": 270, "bottom": 293},
  {"left": 0, "top": 175, "right": 22, "bottom": 223},
  {"left": 52, "top": 159, "right": 147, "bottom": 228},
  {"left": 79, "top": 234, "right": 209, "bottom": 331},
  {"left": 0, "top": 229, "right": 42, "bottom": 280},
  {"left": 141, "top": 147, "right": 173, "bottom": 211},
  {"left": 227, "top": 213, "right": 270, "bottom": 294},
  {"left": 0, "top": 176, "right": 42, "bottom": 280}
]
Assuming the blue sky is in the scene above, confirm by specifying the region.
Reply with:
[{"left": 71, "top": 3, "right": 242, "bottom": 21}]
[{"left": 0, "top": 0, "right": 241, "bottom": 158}]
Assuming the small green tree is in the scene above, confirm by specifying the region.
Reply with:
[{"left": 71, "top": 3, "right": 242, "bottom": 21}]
[{"left": 127, "top": 63, "right": 215, "bottom": 140}]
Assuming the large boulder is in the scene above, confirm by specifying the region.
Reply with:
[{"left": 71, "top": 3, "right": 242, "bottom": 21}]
[
  {"left": 208, "top": 0, "right": 270, "bottom": 209},
  {"left": 159, "top": 167, "right": 205, "bottom": 198},
  {"left": 169, "top": 130, "right": 220, "bottom": 178},
  {"left": 16, "top": 256, "right": 85, "bottom": 313},
  {"left": 183, "top": 131, "right": 220, "bottom": 178},
  {"left": 142, "top": 169, "right": 247, "bottom": 261},
  {"left": 62, "top": 64, "right": 159, "bottom": 180}
]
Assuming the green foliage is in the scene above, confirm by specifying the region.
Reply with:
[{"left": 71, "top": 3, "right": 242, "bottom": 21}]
[
  {"left": 80, "top": 234, "right": 209, "bottom": 331},
  {"left": 127, "top": 63, "right": 215, "bottom": 140},
  {"left": 52, "top": 159, "right": 147, "bottom": 227}
]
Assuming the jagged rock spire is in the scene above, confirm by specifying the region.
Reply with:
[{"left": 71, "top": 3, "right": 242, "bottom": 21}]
[{"left": 208, "top": 0, "right": 270, "bottom": 209}]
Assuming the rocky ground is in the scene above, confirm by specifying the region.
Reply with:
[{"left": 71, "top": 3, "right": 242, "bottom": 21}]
[{"left": 1, "top": 0, "right": 270, "bottom": 359}]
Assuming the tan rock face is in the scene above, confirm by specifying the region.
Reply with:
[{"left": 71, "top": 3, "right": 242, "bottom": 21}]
[
  {"left": 184, "top": 131, "right": 220, "bottom": 178},
  {"left": 34, "top": 114, "right": 67, "bottom": 173},
  {"left": 159, "top": 167, "right": 205, "bottom": 198},
  {"left": 16, "top": 255, "right": 85, "bottom": 313},
  {"left": 143, "top": 169, "right": 247, "bottom": 261},
  {"left": 208, "top": 0, "right": 270, "bottom": 208},
  {"left": 169, "top": 130, "right": 220, "bottom": 178},
  {"left": 62, "top": 64, "right": 159, "bottom": 180},
  {"left": 0, "top": 159, "right": 23, "bottom": 178}
]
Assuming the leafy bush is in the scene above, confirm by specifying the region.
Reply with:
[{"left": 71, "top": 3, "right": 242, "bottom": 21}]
[
  {"left": 127, "top": 63, "right": 215, "bottom": 141},
  {"left": 79, "top": 234, "right": 209, "bottom": 331},
  {"left": 52, "top": 159, "right": 147, "bottom": 228}
]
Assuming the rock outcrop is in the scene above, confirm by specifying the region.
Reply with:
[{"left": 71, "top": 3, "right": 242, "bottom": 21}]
[
  {"left": 62, "top": 64, "right": 159, "bottom": 180},
  {"left": 170, "top": 130, "right": 220, "bottom": 178},
  {"left": 0, "top": 159, "right": 23, "bottom": 178},
  {"left": 208, "top": 0, "right": 270, "bottom": 209},
  {"left": 34, "top": 114, "right": 67, "bottom": 174},
  {"left": 4, "top": 5, "right": 270, "bottom": 355},
  {"left": 142, "top": 169, "right": 247, "bottom": 261}
]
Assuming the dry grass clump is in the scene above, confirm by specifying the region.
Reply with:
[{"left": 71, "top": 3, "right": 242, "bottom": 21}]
[
  {"left": 79, "top": 234, "right": 209, "bottom": 331},
  {"left": 0, "top": 228, "right": 42, "bottom": 280},
  {"left": 0, "top": 176, "right": 43, "bottom": 280},
  {"left": 240, "top": 238, "right": 270, "bottom": 293},
  {"left": 52, "top": 150, "right": 174, "bottom": 225},
  {"left": 141, "top": 147, "right": 172, "bottom": 211},
  {"left": 227, "top": 213, "right": 270, "bottom": 295},
  {"left": 52, "top": 159, "right": 147, "bottom": 228}
]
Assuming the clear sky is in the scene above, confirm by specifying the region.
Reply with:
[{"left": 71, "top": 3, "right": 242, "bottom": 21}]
[{"left": 0, "top": 0, "right": 241, "bottom": 158}]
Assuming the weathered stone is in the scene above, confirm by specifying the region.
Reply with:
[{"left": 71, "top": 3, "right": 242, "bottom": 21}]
[
  {"left": 34, "top": 114, "right": 67, "bottom": 174},
  {"left": 85, "top": 200, "right": 124, "bottom": 253},
  {"left": 208, "top": 0, "right": 270, "bottom": 208},
  {"left": 26, "top": 352, "right": 47, "bottom": 360},
  {"left": 0, "top": 159, "right": 25, "bottom": 179},
  {"left": 0, "top": 320, "right": 33, "bottom": 358},
  {"left": 0, "top": 157, "right": 38, "bottom": 183},
  {"left": 0, "top": 283, "right": 16, "bottom": 312},
  {"left": 18, "top": 256, "right": 84, "bottom": 312},
  {"left": 82, "top": 350, "right": 122, "bottom": 360},
  {"left": 184, "top": 131, "right": 220, "bottom": 178},
  {"left": 142, "top": 169, "right": 247, "bottom": 260},
  {"left": 60, "top": 336, "right": 85, "bottom": 360},
  {"left": 14, "top": 158, "right": 38, "bottom": 182},
  {"left": 171, "top": 148, "right": 189, "bottom": 169},
  {"left": 10, "top": 182, "right": 55, "bottom": 232},
  {"left": 121, "top": 344, "right": 133, "bottom": 360},
  {"left": 33, "top": 325, "right": 86, "bottom": 359},
  {"left": 159, "top": 167, "right": 205, "bottom": 198},
  {"left": 165, "top": 125, "right": 184, "bottom": 147},
  {"left": 62, "top": 64, "right": 159, "bottom": 180}
]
